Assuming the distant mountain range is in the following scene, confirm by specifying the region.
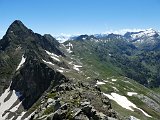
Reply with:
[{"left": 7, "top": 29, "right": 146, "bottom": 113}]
[{"left": 56, "top": 28, "right": 160, "bottom": 46}]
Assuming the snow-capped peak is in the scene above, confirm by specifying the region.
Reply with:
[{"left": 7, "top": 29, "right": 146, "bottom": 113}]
[
  {"left": 142, "top": 28, "right": 157, "bottom": 36},
  {"left": 126, "top": 28, "right": 158, "bottom": 39},
  {"left": 55, "top": 34, "right": 72, "bottom": 43},
  {"left": 54, "top": 29, "right": 159, "bottom": 43},
  {"left": 122, "top": 28, "right": 160, "bottom": 45},
  {"left": 55, "top": 33, "right": 80, "bottom": 43}
]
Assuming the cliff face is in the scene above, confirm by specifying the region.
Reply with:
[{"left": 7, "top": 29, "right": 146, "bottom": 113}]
[
  {"left": 0, "top": 20, "right": 65, "bottom": 96},
  {"left": 10, "top": 51, "right": 68, "bottom": 109}
]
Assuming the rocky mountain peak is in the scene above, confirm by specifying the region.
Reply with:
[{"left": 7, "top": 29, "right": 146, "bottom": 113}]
[
  {"left": 6, "top": 20, "right": 31, "bottom": 35},
  {"left": 10, "top": 20, "right": 24, "bottom": 27},
  {"left": 0, "top": 20, "right": 34, "bottom": 51},
  {"left": 123, "top": 28, "right": 160, "bottom": 49}
]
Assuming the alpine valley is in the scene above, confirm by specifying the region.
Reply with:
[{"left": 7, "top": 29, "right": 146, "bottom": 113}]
[{"left": 0, "top": 20, "right": 160, "bottom": 120}]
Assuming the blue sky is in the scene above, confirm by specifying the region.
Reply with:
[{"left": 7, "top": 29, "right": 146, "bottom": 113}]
[{"left": 0, "top": 0, "right": 160, "bottom": 38}]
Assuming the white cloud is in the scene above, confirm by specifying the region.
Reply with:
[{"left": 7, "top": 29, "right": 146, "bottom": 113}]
[
  {"left": 59, "top": 33, "right": 72, "bottom": 37},
  {"left": 53, "top": 32, "right": 82, "bottom": 38}
]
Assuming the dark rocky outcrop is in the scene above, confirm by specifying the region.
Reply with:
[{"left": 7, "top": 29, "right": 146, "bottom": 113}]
[
  {"left": 0, "top": 20, "right": 65, "bottom": 94},
  {"left": 10, "top": 51, "right": 68, "bottom": 109},
  {"left": 0, "top": 20, "right": 67, "bottom": 109},
  {"left": 0, "top": 20, "right": 63, "bottom": 55},
  {"left": 44, "top": 34, "right": 60, "bottom": 48}
]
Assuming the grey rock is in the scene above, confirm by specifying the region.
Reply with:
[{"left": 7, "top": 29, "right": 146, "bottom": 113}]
[
  {"left": 81, "top": 101, "right": 91, "bottom": 107},
  {"left": 54, "top": 100, "right": 61, "bottom": 111},
  {"left": 108, "top": 117, "right": 118, "bottom": 120},
  {"left": 72, "top": 108, "right": 82, "bottom": 118},
  {"left": 128, "top": 116, "right": 140, "bottom": 120},
  {"left": 74, "top": 114, "right": 89, "bottom": 120},
  {"left": 137, "top": 94, "right": 160, "bottom": 112}
]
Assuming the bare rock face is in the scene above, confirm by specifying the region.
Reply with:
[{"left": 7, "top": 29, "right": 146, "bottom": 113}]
[
  {"left": 137, "top": 94, "right": 160, "bottom": 113},
  {"left": 0, "top": 20, "right": 68, "bottom": 110},
  {"left": 0, "top": 20, "right": 64, "bottom": 95},
  {"left": 10, "top": 53, "right": 68, "bottom": 109}
]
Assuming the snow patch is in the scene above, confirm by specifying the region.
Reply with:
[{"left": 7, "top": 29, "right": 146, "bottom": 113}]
[
  {"left": 73, "top": 65, "right": 82, "bottom": 71},
  {"left": 16, "top": 111, "right": 26, "bottom": 120},
  {"left": 67, "top": 49, "right": 73, "bottom": 53},
  {"left": 45, "top": 50, "right": 60, "bottom": 62},
  {"left": 24, "top": 111, "right": 35, "bottom": 120},
  {"left": 103, "top": 93, "right": 152, "bottom": 117},
  {"left": 123, "top": 80, "right": 131, "bottom": 84},
  {"left": 2, "top": 113, "right": 9, "bottom": 120},
  {"left": 129, "top": 116, "right": 140, "bottom": 120},
  {"left": 112, "top": 87, "right": 119, "bottom": 91},
  {"left": 9, "top": 101, "right": 22, "bottom": 112},
  {"left": 86, "top": 77, "right": 90, "bottom": 79},
  {"left": 9, "top": 116, "right": 15, "bottom": 120},
  {"left": 57, "top": 69, "right": 63, "bottom": 73},
  {"left": 68, "top": 61, "right": 73, "bottom": 64},
  {"left": 66, "top": 42, "right": 73, "bottom": 53},
  {"left": 47, "top": 98, "right": 53, "bottom": 103},
  {"left": 45, "top": 50, "right": 59, "bottom": 58},
  {"left": 103, "top": 93, "right": 135, "bottom": 111},
  {"left": 127, "top": 92, "right": 137, "bottom": 96},
  {"left": 104, "top": 80, "right": 114, "bottom": 84},
  {"left": 60, "top": 67, "right": 65, "bottom": 70},
  {"left": 0, "top": 88, "right": 20, "bottom": 119},
  {"left": 96, "top": 81, "right": 105, "bottom": 85},
  {"left": 42, "top": 59, "right": 54, "bottom": 66},
  {"left": 0, "top": 87, "right": 10, "bottom": 105},
  {"left": 16, "top": 54, "right": 26, "bottom": 70},
  {"left": 112, "top": 79, "right": 117, "bottom": 81}
]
